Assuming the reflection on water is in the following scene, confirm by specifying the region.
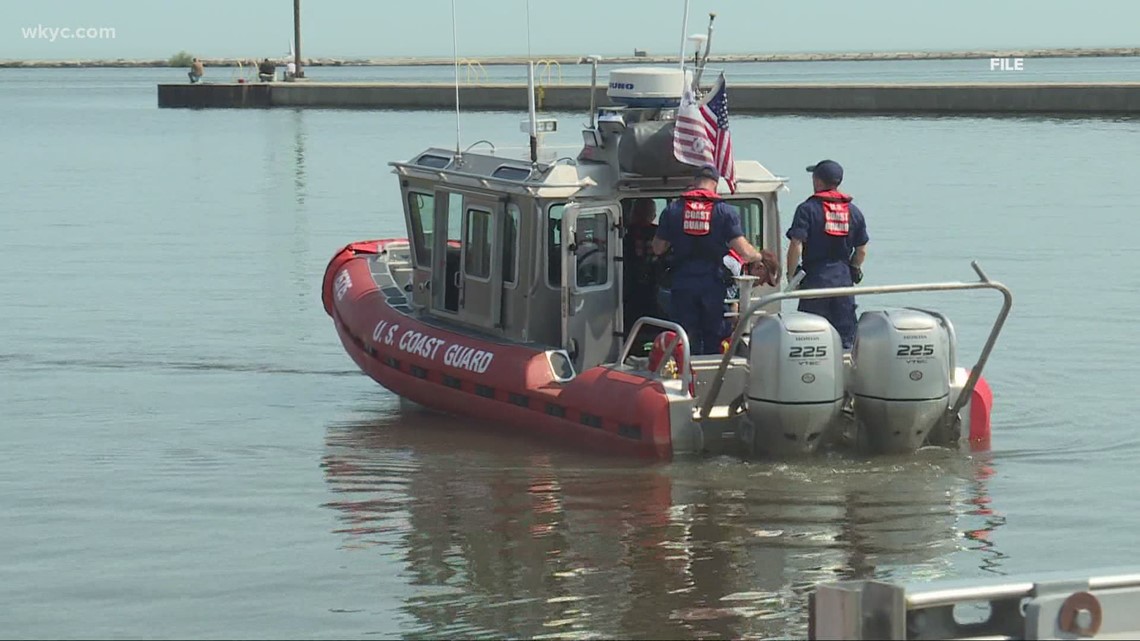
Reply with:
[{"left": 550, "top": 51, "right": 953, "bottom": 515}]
[
  {"left": 321, "top": 408, "right": 1006, "bottom": 639},
  {"left": 292, "top": 108, "right": 307, "bottom": 206}
]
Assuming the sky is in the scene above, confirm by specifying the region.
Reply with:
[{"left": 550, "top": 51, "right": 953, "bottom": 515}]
[{"left": 3, "top": 0, "right": 1139, "bottom": 60}]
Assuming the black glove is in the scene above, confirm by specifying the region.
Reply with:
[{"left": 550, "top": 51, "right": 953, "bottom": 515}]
[{"left": 849, "top": 264, "right": 863, "bottom": 284}]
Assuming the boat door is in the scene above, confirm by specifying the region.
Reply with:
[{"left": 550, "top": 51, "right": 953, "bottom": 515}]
[
  {"left": 432, "top": 191, "right": 503, "bottom": 328},
  {"left": 456, "top": 196, "right": 503, "bottom": 328},
  {"left": 561, "top": 203, "right": 621, "bottom": 370}
]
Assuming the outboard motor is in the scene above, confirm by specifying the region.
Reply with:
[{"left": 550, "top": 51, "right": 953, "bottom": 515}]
[
  {"left": 850, "top": 309, "right": 952, "bottom": 454},
  {"left": 746, "top": 312, "right": 845, "bottom": 456}
]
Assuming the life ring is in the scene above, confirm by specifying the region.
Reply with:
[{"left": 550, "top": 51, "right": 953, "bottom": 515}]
[{"left": 647, "top": 330, "right": 696, "bottom": 396}]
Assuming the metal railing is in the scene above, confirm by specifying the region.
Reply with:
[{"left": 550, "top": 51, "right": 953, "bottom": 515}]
[
  {"left": 389, "top": 160, "right": 595, "bottom": 194},
  {"left": 721, "top": 273, "right": 777, "bottom": 320},
  {"left": 535, "top": 59, "right": 563, "bottom": 86},
  {"left": 810, "top": 567, "right": 1140, "bottom": 639},
  {"left": 699, "top": 261, "right": 1013, "bottom": 422},
  {"left": 617, "top": 317, "right": 694, "bottom": 397},
  {"left": 458, "top": 58, "right": 487, "bottom": 83}
]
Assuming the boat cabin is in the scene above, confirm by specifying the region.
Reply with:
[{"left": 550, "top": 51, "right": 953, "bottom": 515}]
[
  {"left": 392, "top": 152, "right": 785, "bottom": 372},
  {"left": 389, "top": 69, "right": 788, "bottom": 373}
]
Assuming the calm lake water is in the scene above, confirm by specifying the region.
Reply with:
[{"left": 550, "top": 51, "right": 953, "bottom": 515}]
[{"left": 3, "top": 64, "right": 1140, "bottom": 639}]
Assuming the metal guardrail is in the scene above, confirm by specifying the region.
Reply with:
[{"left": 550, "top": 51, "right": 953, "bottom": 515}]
[
  {"left": 699, "top": 261, "right": 1013, "bottom": 422},
  {"left": 617, "top": 317, "right": 694, "bottom": 396},
  {"left": 810, "top": 567, "right": 1140, "bottom": 639},
  {"left": 389, "top": 160, "right": 595, "bottom": 193}
]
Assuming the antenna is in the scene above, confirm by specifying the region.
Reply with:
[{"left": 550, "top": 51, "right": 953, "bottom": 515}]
[
  {"left": 677, "top": 0, "right": 691, "bottom": 97},
  {"left": 585, "top": 55, "right": 601, "bottom": 128},
  {"left": 527, "top": 60, "right": 538, "bottom": 163},
  {"left": 519, "top": 0, "right": 556, "bottom": 164},
  {"left": 692, "top": 13, "right": 717, "bottom": 92},
  {"left": 451, "top": 0, "right": 462, "bottom": 158},
  {"left": 525, "top": 0, "right": 532, "bottom": 61},
  {"left": 677, "top": 0, "right": 691, "bottom": 74}
]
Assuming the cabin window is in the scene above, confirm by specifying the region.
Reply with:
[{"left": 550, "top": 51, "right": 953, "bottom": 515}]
[
  {"left": 407, "top": 191, "right": 434, "bottom": 268},
  {"left": 574, "top": 212, "right": 610, "bottom": 288},
  {"left": 464, "top": 208, "right": 493, "bottom": 279},
  {"left": 415, "top": 154, "right": 451, "bottom": 168},
  {"left": 723, "top": 198, "right": 764, "bottom": 248},
  {"left": 446, "top": 193, "right": 464, "bottom": 242},
  {"left": 436, "top": 192, "right": 465, "bottom": 313},
  {"left": 492, "top": 166, "right": 531, "bottom": 181},
  {"left": 504, "top": 203, "right": 520, "bottom": 285},
  {"left": 547, "top": 203, "right": 565, "bottom": 288}
]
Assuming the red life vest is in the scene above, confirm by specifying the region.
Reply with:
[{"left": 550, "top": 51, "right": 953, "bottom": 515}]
[
  {"left": 814, "top": 190, "right": 853, "bottom": 237},
  {"left": 647, "top": 330, "right": 696, "bottom": 397},
  {"left": 680, "top": 188, "right": 719, "bottom": 237}
]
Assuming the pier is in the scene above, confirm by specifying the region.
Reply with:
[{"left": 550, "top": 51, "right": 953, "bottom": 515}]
[{"left": 157, "top": 81, "right": 1140, "bottom": 115}]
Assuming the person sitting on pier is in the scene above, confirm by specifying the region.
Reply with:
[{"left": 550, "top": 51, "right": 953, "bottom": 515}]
[
  {"left": 188, "top": 58, "right": 204, "bottom": 84},
  {"left": 258, "top": 58, "right": 276, "bottom": 82}
]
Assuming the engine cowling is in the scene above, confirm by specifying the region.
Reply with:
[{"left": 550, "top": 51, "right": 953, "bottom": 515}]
[
  {"left": 746, "top": 312, "right": 845, "bottom": 456},
  {"left": 851, "top": 309, "right": 952, "bottom": 454}
]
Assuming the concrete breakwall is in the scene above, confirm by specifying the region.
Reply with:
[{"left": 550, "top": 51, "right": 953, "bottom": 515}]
[
  {"left": 13, "top": 46, "right": 1140, "bottom": 67},
  {"left": 159, "top": 83, "right": 271, "bottom": 108},
  {"left": 157, "top": 81, "right": 1140, "bottom": 115}
]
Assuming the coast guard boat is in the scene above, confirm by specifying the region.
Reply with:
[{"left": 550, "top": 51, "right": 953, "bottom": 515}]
[{"left": 320, "top": 53, "right": 1012, "bottom": 461}]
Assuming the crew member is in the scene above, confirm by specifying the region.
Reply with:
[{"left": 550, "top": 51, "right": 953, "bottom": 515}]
[
  {"left": 653, "top": 165, "right": 764, "bottom": 355},
  {"left": 623, "top": 198, "right": 660, "bottom": 334},
  {"left": 785, "top": 159, "right": 869, "bottom": 349}
]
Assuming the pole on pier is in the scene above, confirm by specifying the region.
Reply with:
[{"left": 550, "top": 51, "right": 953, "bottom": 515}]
[{"left": 293, "top": 0, "right": 304, "bottom": 78}]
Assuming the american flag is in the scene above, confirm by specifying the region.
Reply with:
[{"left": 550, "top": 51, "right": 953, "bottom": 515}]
[{"left": 673, "top": 72, "right": 737, "bottom": 193}]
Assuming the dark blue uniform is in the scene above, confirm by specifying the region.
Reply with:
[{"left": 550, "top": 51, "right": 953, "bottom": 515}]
[
  {"left": 786, "top": 191, "right": 868, "bottom": 348},
  {"left": 656, "top": 190, "right": 744, "bottom": 355}
]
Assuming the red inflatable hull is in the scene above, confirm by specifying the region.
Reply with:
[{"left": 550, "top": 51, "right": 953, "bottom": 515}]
[
  {"left": 322, "top": 240, "right": 995, "bottom": 459},
  {"left": 967, "top": 374, "right": 993, "bottom": 450},
  {"left": 322, "top": 240, "right": 676, "bottom": 460}
]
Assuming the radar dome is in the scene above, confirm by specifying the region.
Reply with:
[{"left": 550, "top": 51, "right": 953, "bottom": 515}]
[{"left": 606, "top": 67, "right": 692, "bottom": 108}]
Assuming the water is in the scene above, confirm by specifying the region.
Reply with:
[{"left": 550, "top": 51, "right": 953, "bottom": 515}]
[{"left": 3, "top": 64, "right": 1140, "bottom": 639}]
